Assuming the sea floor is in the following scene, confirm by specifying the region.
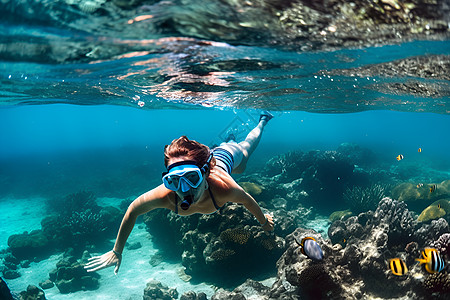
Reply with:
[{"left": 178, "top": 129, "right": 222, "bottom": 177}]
[
  {"left": 1, "top": 196, "right": 331, "bottom": 299},
  {"left": 0, "top": 196, "right": 217, "bottom": 299}
]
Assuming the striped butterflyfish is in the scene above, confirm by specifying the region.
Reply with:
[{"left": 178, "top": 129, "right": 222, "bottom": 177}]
[
  {"left": 389, "top": 258, "right": 408, "bottom": 276},
  {"left": 416, "top": 248, "right": 445, "bottom": 274}
]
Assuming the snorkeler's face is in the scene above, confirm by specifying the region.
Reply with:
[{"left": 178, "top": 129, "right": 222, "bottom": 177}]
[
  {"left": 165, "top": 156, "right": 211, "bottom": 209},
  {"left": 175, "top": 176, "right": 206, "bottom": 204}
]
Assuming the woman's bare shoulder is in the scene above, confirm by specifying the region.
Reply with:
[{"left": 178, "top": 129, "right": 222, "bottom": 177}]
[
  {"left": 209, "top": 169, "right": 244, "bottom": 203},
  {"left": 135, "top": 184, "right": 173, "bottom": 210}
]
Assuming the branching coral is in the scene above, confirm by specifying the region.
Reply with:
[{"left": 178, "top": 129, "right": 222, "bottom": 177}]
[
  {"left": 343, "top": 184, "right": 385, "bottom": 214},
  {"left": 66, "top": 210, "right": 106, "bottom": 238}
]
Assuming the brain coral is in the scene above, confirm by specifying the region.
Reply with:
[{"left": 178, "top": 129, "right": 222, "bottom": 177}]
[{"left": 220, "top": 227, "right": 251, "bottom": 245}]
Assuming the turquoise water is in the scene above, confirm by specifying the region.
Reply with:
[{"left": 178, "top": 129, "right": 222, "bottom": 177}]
[
  {"left": 1, "top": 105, "right": 449, "bottom": 199},
  {"left": 1, "top": 1, "right": 450, "bottom": 299}
]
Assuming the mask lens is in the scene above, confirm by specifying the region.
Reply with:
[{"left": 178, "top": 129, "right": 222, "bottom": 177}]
[{"left": 184, "top": 171, "right": 201, "bottom": 186}]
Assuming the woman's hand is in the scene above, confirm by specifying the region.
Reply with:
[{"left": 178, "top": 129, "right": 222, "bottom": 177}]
[
  {"left": 262, "top": 213, "right": 274, "bottom": 232},
  {"left": 84, "top": 250, "right": 122, "bottom": 275}
]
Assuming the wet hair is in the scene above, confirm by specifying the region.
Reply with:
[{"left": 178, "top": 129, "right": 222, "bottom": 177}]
[{"left": 164, "top": 136, "right": 215, "bottom": 170}]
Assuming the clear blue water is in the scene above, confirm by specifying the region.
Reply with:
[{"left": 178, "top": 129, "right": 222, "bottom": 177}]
[{"left": 1, "top": 1, "right": 449, "bottom": 298}]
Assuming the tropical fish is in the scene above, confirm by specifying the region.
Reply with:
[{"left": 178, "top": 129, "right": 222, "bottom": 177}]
[
  {"left": 389, "top": 258, "right": 408, "bottom": 276},
  {"left": 417, "top": 183, "right": 423, "bottom": 188},
  {"left": 418, "top": 148, "right": 422, "bottom": 153},
  {"left": 295, "top": 236, "right": 323, "bottom": 261},
  {"left": 396, "top": 154, "right": 404, "bottom": 161},
  {"left": 416, "top": 248, "right": 445, "bottom": 274},
  {"left": 430, "top": 184, "right": 437, "bottom": 193}
]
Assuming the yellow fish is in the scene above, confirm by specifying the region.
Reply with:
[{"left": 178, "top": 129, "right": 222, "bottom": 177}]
[
  {"left": 416, "top": 248, "right": 445, "bottom": 274},
  {"left": 396, "top": 154, "right": 404, "bottom": 161},
  {"left": 389, "top": 258, "right": 408, "bottom": 276},
  {"left": 418, "top": 148, "right": 422, "bottom": 153}
]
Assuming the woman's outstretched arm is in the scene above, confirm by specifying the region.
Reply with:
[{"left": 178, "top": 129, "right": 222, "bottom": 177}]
[
  {"left": 230, "top": 187, "right": 274, "bottom": 232},
  {"left": 84, "top": 186, "right": 170, "bottom": 274}
]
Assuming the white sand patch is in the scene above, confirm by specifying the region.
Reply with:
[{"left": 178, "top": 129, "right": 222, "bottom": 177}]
[{"left": 0, "top": 197, "right": 46, "bottom": 249}]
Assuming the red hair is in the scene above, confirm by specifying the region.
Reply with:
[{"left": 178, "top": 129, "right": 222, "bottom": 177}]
[{"left": 164, "top": 136, "right": 215, "bottom": 169}]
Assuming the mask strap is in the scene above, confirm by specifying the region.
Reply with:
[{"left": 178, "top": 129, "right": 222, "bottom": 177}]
[
  {"left": 200, "top": 153, "right": 213, "bottom": 174},
  {"left": 166, "top": 160, "right": 198, "bottom": 171}
]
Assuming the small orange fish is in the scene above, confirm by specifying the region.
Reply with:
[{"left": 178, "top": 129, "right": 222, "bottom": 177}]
[
  {"left": 396, "top": 154, "right": 404, "bottom": 161},
  {"left": 418, "top": 148, "right": 422, "bottom": 153},
  {"left": 389, "top": 258, "right": 408, "bottom": 276}
]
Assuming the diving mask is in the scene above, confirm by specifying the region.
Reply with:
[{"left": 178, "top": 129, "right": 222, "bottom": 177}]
[{"left": 162, "top": 162, "right": 204, "bottom": 192}]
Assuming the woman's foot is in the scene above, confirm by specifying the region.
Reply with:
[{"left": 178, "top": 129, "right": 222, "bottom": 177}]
[{"left": 259, "top": 111, "right": 274, "bottom": 123}]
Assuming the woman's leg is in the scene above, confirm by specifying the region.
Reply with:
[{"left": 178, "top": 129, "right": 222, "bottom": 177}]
[
  {"left": 214, "top": 112, "right": 273, "bottom": 174},
  {"left": 232, "top": 112, "right": 272, "bottom": 173}
]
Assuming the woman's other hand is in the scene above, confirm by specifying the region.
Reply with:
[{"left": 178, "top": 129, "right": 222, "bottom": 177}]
[
  {"left": 84, "top": 250, "right": 122, "bottom": 275},
  {"left": 262, "top": 213, "right": 274, "bottom": 232}
]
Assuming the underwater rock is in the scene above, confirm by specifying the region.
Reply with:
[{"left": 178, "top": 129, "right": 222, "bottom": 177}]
[
  {"left": 143, "top": 280, "right": 178, "bottom": 300},
  {"left": 19, "top": 285, "right": 46, "bottom": 300},
  {"left": 38, "top": 280, "right": 54, "bottom": 290},
  {"left": 2, "top": 269, "right": 20, "bottom": 280},
  {"left": 0, "top": 277, "right": 14, "bottom": 300},
  {"left": 126, "top": 241, "right": 142, "bottom": 250},
  {"left": 50, "top": 252, "right": 100, "bottom": 294},
  {"left": 415, "top": 218, "right": 450, "bottom": 248},
  {"left": 417, "top": 199, "right": 450, "bottom": 222},
  {"left": 180, "top": 290, "right": 207, "bottom": 300},
  {"left": 7, "top": 230, "right": 51, "bottom": 261}
]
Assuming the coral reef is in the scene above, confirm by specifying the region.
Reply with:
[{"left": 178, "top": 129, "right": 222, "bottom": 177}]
[
  {"left": 204, "top": 197, "right": 450, "bottom": 299},
  {"left": 144, "top": 203, "right": 286, "bottom": 286},
  {"left": 432, "top": 233, "right": 450, "bottom": 258},
  {"left": 48, "top": 250, "right": 100, "bottom": 294},
  {"left": 423, "top": 272, "right": 450, "bottom": 294}
]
